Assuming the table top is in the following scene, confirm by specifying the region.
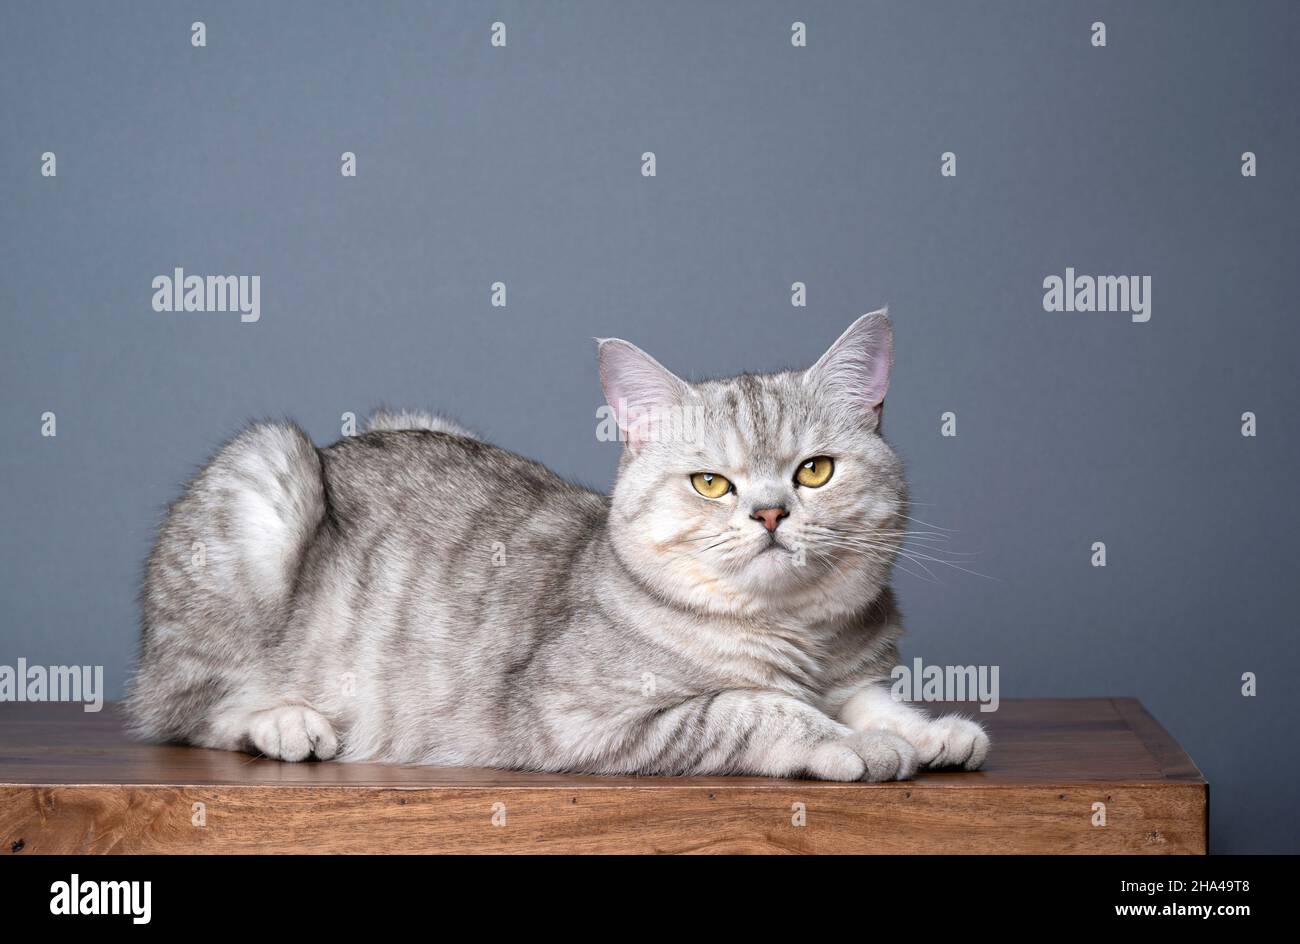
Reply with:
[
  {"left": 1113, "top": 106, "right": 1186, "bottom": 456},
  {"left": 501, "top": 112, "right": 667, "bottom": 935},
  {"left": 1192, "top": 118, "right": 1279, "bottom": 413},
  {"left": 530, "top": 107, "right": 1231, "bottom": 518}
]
[{"left": 0, "top": 697, "right": 1204, "bottom": 789}]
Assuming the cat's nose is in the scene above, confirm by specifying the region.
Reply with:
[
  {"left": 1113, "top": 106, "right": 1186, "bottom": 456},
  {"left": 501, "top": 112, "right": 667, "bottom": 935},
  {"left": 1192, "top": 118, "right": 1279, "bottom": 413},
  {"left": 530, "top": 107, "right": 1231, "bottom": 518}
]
[{"left": 750, "top": 507, "right": 788, "bottom": 533}]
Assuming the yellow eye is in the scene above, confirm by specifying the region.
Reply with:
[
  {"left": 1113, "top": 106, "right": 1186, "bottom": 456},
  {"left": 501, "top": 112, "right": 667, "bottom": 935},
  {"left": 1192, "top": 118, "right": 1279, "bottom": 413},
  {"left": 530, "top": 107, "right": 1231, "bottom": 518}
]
[
  {"left": 794, "top": 456, "right": 834, "bottom": 488},
  {"left": 690, "top": 472, "right": 732, "bottom": 499}
]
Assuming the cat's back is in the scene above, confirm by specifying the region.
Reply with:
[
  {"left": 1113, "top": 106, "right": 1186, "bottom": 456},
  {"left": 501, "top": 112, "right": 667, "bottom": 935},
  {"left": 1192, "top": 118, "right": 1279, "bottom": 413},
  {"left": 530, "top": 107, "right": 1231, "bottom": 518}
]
[{"left": 317, "top": 429, "right": 608, "bottom": 542}]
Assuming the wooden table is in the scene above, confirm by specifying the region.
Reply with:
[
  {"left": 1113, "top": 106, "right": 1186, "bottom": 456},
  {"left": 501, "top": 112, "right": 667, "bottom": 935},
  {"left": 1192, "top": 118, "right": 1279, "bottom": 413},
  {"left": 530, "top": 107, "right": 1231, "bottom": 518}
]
[{"left": 0, "top": 698, "right": 1206, "bottom": 854}]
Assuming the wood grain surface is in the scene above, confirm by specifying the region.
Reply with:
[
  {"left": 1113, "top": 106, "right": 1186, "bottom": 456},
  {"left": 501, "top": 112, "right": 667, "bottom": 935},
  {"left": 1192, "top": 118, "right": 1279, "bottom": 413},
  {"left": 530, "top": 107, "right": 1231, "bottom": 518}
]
[{"left": 0, "top": 698, "right": 1207, "bottom": 854}]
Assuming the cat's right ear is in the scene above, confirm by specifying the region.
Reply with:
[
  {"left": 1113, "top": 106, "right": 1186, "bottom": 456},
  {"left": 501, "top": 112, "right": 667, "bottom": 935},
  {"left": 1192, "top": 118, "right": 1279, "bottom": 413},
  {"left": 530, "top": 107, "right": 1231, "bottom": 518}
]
[{"left": 596, "top": 338, "right": 690, "bottom": 449}]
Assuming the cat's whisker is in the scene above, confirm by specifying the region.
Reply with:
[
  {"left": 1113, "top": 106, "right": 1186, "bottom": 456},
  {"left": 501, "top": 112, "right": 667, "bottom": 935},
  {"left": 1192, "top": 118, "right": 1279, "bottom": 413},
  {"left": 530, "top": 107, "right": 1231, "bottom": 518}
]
[
  {"left": 679, "top": 532, "right": 729, "bottom": 544},
  {"left": 860, "top": 533, "right": 981, "bottom": 556},
  {"left": 895, "top": 512, "right": 959, "bottom": 533},
  {"left": 878, "top": 545, "right": 996, "bottom": 581},
  {"left": 823, "top": 539, "right": 946, "bottom": 582},
  {"left": 808, "top": 541, "right": 941, "bottom": 585},
  {"left": 806, "top": 533, "right": 996, "bottom": 582}
]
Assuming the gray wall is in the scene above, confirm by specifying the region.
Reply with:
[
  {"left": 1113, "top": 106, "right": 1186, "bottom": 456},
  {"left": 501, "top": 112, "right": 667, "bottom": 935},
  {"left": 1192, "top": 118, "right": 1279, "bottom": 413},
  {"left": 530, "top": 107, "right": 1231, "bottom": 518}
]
[{"left": 2, "top": 1, "right": 1296, "bottom": 853}]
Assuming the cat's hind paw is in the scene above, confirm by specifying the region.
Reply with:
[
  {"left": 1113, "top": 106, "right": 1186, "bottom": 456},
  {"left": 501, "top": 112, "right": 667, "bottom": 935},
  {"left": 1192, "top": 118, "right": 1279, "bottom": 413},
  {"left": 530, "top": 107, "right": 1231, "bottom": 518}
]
[{"left": 247, "top": 704, "right": 339, "bottom": 762}]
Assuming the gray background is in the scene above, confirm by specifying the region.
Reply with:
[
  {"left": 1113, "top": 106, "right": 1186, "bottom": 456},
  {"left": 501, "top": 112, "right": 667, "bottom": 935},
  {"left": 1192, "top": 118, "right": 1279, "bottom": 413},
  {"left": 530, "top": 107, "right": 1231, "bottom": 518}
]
[{"left": 2, "top": 1, "right": 1297, "bottom": 853}]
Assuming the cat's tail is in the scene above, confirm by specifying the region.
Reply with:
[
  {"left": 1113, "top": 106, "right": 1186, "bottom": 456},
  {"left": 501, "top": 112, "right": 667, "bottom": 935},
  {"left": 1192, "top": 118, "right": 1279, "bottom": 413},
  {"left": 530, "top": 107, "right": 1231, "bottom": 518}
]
[
  {"left": 124, "top": 421, "right": 326, "bottom": 743},
  {"left": 365, "top": 407, "right": 478, "bottom": 440}
]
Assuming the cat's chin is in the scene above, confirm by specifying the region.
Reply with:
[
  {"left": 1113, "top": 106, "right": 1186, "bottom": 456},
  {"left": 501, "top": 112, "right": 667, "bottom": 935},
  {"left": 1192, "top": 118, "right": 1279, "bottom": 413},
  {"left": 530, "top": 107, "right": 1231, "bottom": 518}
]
[
  {"left": 733, "top": 540, "right": 890, "bottom": 611},
  {"left": 742, "top": 542, "right": 811, "bottom": 584}
]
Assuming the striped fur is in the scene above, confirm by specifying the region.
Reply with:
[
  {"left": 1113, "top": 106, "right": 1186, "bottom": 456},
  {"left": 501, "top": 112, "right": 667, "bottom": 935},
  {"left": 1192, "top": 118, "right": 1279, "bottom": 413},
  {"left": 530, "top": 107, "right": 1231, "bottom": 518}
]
[{"left": 125, "top": 311, "right": 988, "bottom": 780}]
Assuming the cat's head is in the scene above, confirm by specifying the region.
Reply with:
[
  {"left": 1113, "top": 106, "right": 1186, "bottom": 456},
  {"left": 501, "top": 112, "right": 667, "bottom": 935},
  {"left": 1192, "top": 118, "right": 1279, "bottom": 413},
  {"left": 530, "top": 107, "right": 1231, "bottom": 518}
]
[{"left": 599, "top": 309, "right": 906, "bottom": 621}]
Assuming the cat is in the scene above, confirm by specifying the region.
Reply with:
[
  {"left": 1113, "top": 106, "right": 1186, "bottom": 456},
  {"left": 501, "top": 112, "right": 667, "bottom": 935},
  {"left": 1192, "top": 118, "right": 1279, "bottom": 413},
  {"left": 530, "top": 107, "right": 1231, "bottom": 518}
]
[{"left": 124, "top": 309, "right": 989, "bottom": 781}]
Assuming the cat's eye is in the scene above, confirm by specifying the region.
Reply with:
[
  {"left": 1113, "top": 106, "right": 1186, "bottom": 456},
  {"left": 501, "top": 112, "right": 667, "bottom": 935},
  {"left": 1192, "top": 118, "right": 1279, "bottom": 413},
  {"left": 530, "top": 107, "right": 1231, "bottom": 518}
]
[
  {"left": 794, "top": 456, "right": 834, "bottom": 488},
  {"left": 690, "top": 472, "right": 733, "bottom": 499}
]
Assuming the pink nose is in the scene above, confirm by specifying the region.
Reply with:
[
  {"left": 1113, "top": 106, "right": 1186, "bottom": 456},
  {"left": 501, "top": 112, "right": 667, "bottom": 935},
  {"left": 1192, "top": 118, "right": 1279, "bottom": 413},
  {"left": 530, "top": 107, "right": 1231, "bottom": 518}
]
[{"left": 751, "top": 507, "right": 788, "bottom": 533}]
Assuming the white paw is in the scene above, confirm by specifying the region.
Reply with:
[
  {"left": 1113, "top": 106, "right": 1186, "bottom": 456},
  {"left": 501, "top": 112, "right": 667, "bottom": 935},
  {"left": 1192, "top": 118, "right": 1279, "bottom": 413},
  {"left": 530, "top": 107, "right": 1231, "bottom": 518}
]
[
  {"left": 247, "top": 705, "right": 338, "bottom": 762},
  {"left": 806, "top": 741, "right": 870, "bottom": 781},
  {"left": 910, "top": 715, "right": 989, "bottom": 770},
  {"left": 807, "top": 730, "right": 918, "bottom": 782}
]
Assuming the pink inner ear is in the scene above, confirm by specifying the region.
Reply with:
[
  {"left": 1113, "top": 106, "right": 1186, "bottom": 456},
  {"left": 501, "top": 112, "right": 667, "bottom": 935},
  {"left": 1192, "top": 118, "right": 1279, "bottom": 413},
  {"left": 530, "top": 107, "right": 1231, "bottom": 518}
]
[
  {"left": 807, "top": 311, "right": 893, "bottom": 414},
  {"left": 863, "top": 339, "right": 891, "bottom": 407},
  {"left": 598, "top": 338, "right": 688, "bottom": 446}
]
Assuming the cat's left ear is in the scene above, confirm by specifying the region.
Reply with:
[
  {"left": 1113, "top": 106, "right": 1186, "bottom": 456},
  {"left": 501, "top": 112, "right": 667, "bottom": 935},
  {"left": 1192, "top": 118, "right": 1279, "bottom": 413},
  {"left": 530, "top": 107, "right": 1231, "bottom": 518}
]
[{"left": 804, "top": 308, "right": 893, "bottom": 420}]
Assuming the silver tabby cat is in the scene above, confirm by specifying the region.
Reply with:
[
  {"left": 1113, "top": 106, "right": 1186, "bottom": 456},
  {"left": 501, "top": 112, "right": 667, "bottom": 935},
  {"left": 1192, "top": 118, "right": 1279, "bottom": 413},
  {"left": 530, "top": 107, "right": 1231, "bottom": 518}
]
[{"left": 125, "top": 309, "right": 988, "bottom": 781}]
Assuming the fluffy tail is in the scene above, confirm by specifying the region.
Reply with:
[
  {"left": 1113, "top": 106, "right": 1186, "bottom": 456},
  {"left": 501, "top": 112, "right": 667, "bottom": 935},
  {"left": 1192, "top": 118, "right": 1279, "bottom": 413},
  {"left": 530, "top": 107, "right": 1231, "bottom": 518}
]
[{"left": 125, "top": 422, "right": 326, "bottom": 743}]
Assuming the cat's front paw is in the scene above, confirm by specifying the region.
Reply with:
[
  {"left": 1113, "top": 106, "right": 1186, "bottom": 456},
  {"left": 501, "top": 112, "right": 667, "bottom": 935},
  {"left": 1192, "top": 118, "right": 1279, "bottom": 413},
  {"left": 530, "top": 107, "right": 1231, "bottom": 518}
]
[
  {"left": 910, "top": 715, "right": 989, "bottom": 770},
  {"left": 807, "top": 731, "right": 918, "bottom": 782},
  {"left": 247, "top": 705, "right": 339, "bottom": 762}
]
